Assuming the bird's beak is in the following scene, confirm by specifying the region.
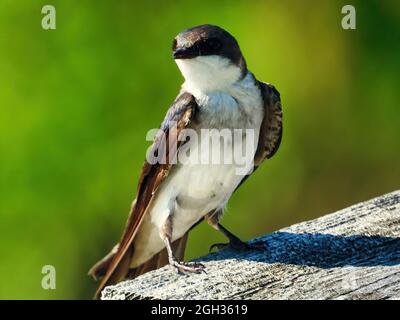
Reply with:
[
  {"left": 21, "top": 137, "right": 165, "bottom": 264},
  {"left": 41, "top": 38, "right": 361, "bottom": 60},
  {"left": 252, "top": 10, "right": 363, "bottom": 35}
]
[{"left": 173, "top": 47, "right": 197, "bottom": 60}]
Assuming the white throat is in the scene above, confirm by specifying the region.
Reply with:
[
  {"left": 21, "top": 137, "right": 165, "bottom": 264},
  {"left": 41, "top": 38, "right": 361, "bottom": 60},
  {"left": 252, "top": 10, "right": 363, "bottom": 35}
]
[{"left": 176, "top": 55, "right": 242, "bottom": 94}]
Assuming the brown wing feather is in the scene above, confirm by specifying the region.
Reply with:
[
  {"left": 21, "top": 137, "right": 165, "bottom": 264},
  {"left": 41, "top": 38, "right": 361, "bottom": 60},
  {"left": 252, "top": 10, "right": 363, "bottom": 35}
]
[
  {"left": 254, "top": 81, "right": 283, "bottom": 167},
  {"left": 93, "top": 92, "right": 198, "bottom": 298}
]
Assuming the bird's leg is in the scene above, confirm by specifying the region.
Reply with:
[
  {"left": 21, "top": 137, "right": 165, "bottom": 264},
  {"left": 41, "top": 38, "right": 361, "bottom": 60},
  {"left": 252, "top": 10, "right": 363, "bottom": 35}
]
[
  {"left": 209, "top": 223, "right": 253, "bottom": 252},
  {"left": 160, "top": 213, "right": 205, "bottom": 273},
  {"left": 206, "top": 211, "right": 265, "bottom": 252}
]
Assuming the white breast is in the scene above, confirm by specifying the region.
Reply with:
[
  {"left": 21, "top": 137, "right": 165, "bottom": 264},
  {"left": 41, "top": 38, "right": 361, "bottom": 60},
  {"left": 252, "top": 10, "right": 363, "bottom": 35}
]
[{"left": 175, "top": 55, "right": 242, "bottom": 93}]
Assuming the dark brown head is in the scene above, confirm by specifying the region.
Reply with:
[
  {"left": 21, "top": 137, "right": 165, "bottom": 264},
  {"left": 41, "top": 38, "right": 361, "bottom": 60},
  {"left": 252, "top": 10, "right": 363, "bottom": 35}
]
[{"left": 172, "top": 25, "right": 247, "bottom": 91}]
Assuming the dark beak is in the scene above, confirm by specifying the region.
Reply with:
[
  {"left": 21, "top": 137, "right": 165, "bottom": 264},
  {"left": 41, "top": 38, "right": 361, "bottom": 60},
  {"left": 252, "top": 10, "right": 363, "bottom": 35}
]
[{"left": 173, "top": 47, "right": 197, "bottom": 60}]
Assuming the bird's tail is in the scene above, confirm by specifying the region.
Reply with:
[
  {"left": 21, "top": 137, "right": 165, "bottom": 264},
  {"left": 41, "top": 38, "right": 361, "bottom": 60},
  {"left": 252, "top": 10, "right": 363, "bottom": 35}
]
[{"left": 88, "top": 244, "right": 120, "bottom": 281}]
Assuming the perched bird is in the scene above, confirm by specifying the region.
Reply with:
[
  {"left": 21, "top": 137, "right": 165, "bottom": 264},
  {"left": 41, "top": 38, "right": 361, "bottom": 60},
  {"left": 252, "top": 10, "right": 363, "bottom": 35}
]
[{"left": 89, "top": 24, "right": 282, "bottom": 298}]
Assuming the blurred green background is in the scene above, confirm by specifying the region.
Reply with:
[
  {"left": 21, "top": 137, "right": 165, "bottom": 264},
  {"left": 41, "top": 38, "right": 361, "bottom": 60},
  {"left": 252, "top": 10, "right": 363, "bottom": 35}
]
[{"left": 0, "top": 0, "right": 399, "bottom": 299}]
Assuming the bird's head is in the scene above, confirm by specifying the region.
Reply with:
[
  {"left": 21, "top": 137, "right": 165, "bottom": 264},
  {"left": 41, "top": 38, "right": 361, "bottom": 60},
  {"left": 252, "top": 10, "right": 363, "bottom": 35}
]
[{"left": 172, "top": 24, "right": 247, "bottom": 92}]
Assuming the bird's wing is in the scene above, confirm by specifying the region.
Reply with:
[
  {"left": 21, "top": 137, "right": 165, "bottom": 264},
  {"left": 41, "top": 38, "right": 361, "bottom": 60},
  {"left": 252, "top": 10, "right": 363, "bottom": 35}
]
[
  {"left": 254, "top": 81, "right": 283, "bottom": 167},
  {"left": 94, "top": 91, "right": 198, "bottom": 298},
  {"left": 233, "top": 82, "right": 282, "bottom": 192}
]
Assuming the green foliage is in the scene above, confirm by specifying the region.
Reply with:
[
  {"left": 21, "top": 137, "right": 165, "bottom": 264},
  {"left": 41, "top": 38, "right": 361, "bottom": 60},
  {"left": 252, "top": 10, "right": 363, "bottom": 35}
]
[{"left": 0, "top": 0, "right": 399, "bottom": 299}]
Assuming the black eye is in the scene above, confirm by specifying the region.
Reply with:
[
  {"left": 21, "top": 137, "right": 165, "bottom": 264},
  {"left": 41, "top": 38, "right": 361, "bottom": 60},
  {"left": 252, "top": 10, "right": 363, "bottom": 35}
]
[{"left": 197, "top": 38, "right": 221, "bottom": 55}]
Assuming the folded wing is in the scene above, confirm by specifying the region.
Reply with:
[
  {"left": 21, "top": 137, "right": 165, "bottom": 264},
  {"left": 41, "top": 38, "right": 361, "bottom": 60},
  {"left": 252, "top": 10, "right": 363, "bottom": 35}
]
[{"left": 93, "top": 92, "right": 198, "bottom": 298}]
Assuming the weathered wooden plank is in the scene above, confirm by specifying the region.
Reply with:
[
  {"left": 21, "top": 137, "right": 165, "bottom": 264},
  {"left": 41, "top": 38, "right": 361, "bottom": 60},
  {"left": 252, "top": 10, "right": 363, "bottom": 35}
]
[{"left": 102, "top": 190, "right": 400, "bottom": 300}]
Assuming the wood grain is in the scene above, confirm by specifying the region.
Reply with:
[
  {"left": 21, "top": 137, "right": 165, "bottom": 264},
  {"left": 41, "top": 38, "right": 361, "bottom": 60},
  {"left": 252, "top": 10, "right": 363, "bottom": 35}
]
[{"left": 101, "top": 190, "right": 400, "bottom": 300}]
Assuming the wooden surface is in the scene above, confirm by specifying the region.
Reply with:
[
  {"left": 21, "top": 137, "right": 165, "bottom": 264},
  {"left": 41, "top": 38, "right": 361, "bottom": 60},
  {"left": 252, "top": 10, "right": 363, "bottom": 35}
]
[{"left": 102, "top": 190, "right": 400, "bottom": 300}]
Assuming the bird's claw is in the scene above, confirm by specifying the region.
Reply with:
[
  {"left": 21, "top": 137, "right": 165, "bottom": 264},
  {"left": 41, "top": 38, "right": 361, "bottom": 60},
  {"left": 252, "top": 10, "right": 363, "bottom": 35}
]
[{"left": 171, "top": 260, "right": 206, "bottom": 274}]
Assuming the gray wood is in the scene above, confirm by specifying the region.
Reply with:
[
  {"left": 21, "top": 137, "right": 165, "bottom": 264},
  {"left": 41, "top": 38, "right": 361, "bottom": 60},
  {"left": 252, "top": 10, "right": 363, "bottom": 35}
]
[{"left": 101, "top": 190, "right": 400, "bottom": 300}]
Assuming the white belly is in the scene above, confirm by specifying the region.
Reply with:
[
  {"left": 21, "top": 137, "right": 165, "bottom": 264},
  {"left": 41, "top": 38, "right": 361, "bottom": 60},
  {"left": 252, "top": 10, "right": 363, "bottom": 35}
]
[{"left": 131, "top": 136, "right": 252, "bottom": 267}]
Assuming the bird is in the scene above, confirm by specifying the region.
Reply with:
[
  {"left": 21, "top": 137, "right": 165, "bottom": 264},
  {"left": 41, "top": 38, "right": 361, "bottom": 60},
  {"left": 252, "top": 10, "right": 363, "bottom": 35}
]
[{"left": 89, "top": 24, "right": 283, "bottom": 299}]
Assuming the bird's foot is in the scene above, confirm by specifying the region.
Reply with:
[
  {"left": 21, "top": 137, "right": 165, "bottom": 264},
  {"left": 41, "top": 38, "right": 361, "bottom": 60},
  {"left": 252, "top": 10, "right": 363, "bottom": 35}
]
[
  {"left": 210, "top": 238, "right": 265, "bottom": 253},
  {"left": 170, "top": 259, "right": 206, "bottom": 274}
]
